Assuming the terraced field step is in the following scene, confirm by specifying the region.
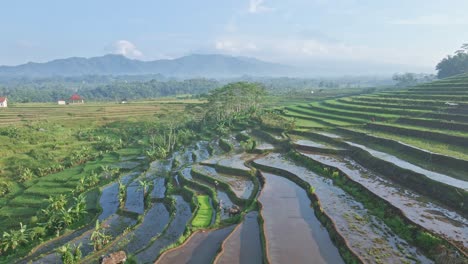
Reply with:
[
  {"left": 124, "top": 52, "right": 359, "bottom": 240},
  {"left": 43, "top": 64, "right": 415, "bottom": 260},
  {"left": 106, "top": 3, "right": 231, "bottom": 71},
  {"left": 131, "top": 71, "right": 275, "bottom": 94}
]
[
  {"left": 337, "top": 98, "right": 449, "bottom": 111},
  {"left": 366, "top": 123, "right": 468, "bottom": 147},
  {"left": 258, "top": 171, "right": 344, "bottom": 264},
  {"left": 156, "top": 226, "right": 236, "bottom": 264},
  {"left": 298, "top": 151, "right": 468, "bottom": 252},
  {"left": 334, "top": 128, "right": 468, "bottom": 181},
  {"left": 305, "top": 102, "right": 399, "bottom": 120},
  {"left": 396, "top": 117, "right": 468, "bottom": 132},
  {"left": 321, "top": 100, "right": 429, "bottom": 116},
  {"left": 285, "top": 105, "right": 365, "bottom": 124},
  {"left": 134, "top": 195, "right": 193, "bottom": 263},
  {"left": 374, "top": 92, "right": 468, "bottom": 101},
  {"left": 253, "top": 154, "right": 431, "bottom": 263},
  {"left": 215, "top": 211, "right": 263, "bottom": 264}
]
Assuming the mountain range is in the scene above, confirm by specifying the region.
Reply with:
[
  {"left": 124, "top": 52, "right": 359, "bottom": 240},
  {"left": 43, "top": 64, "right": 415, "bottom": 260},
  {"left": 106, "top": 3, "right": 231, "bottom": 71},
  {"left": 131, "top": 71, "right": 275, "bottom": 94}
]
[{"left": 0, "top": 54, "right": 295, "bottom": 78}]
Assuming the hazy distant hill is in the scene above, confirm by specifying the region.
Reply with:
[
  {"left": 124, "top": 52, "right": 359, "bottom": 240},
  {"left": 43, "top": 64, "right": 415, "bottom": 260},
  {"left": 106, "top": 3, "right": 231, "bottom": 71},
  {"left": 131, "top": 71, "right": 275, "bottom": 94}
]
[{"left": 0, "top": 54, "right": 294, "bottom": 78}]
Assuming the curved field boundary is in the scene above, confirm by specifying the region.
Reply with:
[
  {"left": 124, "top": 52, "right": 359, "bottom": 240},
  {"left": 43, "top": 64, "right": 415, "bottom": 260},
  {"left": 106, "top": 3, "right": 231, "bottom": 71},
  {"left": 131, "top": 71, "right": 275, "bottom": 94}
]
[
  {"left": 286, "top": 106, "right": 364, "bottom": 124},
  {"left": 352, "top": 96, "right": 452, "bottom": 106},
  {"left": 291, "top": 130, "right": 468, "bottom": 216},
  {"left": 337, "top": 98, "right": 446, "bottom": 111},
  {"left": 347, "top": 144, "right": 468, "bottom": 216},
  {"left": 251, "top": 162, "right": 363, "bottom": 264},
  {"left": 321, "top": 101, "right": 427, "bottom": 116},
  {"left": 155, "top": 227, "right": 233, "bottom": 264},
  {"left": 191, "top": 167, "right": 251, "bottom": 208},
  {"left": 376, "top": 94, "right": 468, "bottom": 101},
  {"left": 335, "top": 128, "right": 468, "bottom": 181},
  {"left": 396, "top": 117, "right": 468, "bottom": 132},
  {"left": 291, "top": 141, "right": 346, "bottom": 155},
  {"left": 422, "top": 112, "right": 468, "bottom": 124},
  {"left": 366, "top": 123, "right": 468, "bottom": 147},
  {"left": 294, "top": 152, "right": 467, "bottom": 258},
  {"left": 283, "top": 112, "right": 340, "bottom": 127},
  {"left": 304, "top": 103, "right": 398, "bottom": 120},
  {"left": 213, "top": 211, "right": 265, "bottom": 264}
]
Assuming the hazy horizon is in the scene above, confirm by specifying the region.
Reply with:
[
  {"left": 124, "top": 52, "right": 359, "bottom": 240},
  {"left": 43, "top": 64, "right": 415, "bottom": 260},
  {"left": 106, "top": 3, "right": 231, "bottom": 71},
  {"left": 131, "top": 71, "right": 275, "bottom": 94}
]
[{"left": 1, "top": 0, "right": 467, "bottom": 74}]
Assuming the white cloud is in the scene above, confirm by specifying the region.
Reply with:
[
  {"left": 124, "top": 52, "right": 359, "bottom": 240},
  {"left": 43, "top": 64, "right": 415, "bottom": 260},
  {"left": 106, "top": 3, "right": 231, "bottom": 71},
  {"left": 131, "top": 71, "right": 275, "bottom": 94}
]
[
  {"left": 112, "top": 40, "right": 143, "bottom": 58},
  {"left": 212, "top": 35, "right": 435, "bottom": 67},
  {"left": 248, "top": 0, "right": 272, "bottom": 14},
  {"left": 390, "top": 14, "right": 468, "bottom": 25}
]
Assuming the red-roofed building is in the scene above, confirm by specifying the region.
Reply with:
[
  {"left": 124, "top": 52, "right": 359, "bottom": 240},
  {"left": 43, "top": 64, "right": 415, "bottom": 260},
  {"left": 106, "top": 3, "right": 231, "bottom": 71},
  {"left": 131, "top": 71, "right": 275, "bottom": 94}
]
[
  {"left": 0, "top": 97, "right": 7, "bottom": 108},
  {"left": 69, "top": 94, "right": 84, "bottom": 104}
]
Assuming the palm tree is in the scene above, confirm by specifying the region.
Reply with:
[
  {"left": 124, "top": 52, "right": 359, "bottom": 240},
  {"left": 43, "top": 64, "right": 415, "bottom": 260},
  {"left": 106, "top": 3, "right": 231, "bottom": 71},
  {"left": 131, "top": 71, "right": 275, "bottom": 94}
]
[
  {"left": 1, "top": 222, "right": 29, "bottom": 252},
  {"left": 71, "top": 194, "right": 87, "bottom": 219},
  {"left": 90, "top": 220, "right": 112, "bottom": 251},
  {"left": 138, "top": 179, "right": 153, "bottom": 197},
  {"left": 48, "top": 194, "right": 68, "bottom": 211},
  {"left": 57, "top": 243, "right": 82, "bottom": 264},
  {"left": 118, "top": 180, "right": 126, "bottom": 207}
]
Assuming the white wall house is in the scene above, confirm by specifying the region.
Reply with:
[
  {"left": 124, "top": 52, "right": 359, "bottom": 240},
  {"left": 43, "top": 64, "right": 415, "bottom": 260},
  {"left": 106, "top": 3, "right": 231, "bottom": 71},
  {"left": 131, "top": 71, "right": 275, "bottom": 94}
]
[
  {"left": 58, "top": 100, "right": 66, "bottom": 105},
  {"left": 0, "top": 97, "right": 7, "bottom": 108}
]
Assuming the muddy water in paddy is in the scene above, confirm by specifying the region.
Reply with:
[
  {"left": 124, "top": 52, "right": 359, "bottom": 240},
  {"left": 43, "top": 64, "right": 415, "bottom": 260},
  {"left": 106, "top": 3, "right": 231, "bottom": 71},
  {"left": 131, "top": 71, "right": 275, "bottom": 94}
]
[
  {"left": 254, "top": 154, "right": 432, "bottom": 263},
  {"left": 194, "top": 141, "right": 210, "bottom": 162},
  {"left": 317, "top": 131, "right": 342, "bottom": 139},
  {"left": 99, "top": 182, "right": 120, "bottom": 221},
  {"left": 147, "top": 158, "right": 173, "bottom": 177},
  {"left": 301, "top": 151, "right": 468, "bottom": 249},
  {"left": 217, "top": 191, "right": 235, "bottom": 220},
  {"left": 216, "top": 211, "right": 263, "bottom": 264},
  {"left": 258, "top": 172, "right": 343, "bottom": 264},
  {"left": 151, "top": 177, "right": 166, "bottom": 199},
  {"left": 194, "top": 165, "right": 253, "bottom": 199},
  {"left": 121, "top": 203, "right": 170, "bottom": 254},
  {"left": 124, "top": 182, "right": 145, "bottom": 214},
  {"left": 156, "top": 226, "right": 235, "bottom": 264},
  {"left": 120, "top": 171, "right": 140, "bottom": 185},
  {"left": 295, "top": 139, "right": 329, "bottom": 149},
  {"left": 346, "top": 141, "right": 468, "bottom": 190},
  {"left": 135, "top": 195, "right": 192, "bottom": 263},
  {"left": 203, "top": 153, "right": 255, "bottom": 173},
  {"left": 181, "top": 167, "right": 193, "bottom": 180}
]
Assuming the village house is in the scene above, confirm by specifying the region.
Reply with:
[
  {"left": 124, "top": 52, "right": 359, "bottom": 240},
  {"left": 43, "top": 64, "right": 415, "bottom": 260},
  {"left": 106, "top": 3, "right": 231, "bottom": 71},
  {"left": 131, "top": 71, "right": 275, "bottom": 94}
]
[
  {"left": 0, "top": 97, "right": 7, "bottom": 108},
  {"left": 69, "top": 94, "right": 84, "bottom": 104},
  {"left": 57, "top": 99, "right": 66, "bottom": 105}
]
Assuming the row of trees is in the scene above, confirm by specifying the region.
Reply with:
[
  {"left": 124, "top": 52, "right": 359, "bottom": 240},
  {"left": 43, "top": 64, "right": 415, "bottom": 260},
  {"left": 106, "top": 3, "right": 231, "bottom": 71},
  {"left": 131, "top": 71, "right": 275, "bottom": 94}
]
[
  {"left": 0, "top": 78, "right": 220, "bottom": 103},
  {"left": 392, "top": 73, "right": 436, "bottom": 87}
]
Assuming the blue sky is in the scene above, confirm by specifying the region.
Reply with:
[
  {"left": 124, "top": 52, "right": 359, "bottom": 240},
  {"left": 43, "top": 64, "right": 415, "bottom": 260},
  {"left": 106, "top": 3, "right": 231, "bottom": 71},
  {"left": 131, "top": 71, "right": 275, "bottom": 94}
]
[{"left": 1, "top": 0, "right": 468, "bottom": 73}]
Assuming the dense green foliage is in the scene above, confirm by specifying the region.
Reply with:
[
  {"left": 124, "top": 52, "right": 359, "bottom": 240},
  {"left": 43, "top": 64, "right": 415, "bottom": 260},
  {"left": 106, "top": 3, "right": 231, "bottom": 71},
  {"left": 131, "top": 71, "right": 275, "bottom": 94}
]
[
  {"left": 0, "top": 78, "right": 219, "bottom": 103},
  {"left": 436, "top": 43, "right": 468, "bottom": 78}
]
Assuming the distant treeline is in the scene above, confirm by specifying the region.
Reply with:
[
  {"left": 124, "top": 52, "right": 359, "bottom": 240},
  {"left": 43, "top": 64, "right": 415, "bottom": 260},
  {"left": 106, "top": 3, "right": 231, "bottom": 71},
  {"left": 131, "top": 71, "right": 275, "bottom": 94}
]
[
  {"left": 0, "top": 78, "right": 220, "bottom": 103},
  {"left": 0, "top": 75, "right": 392, "bottom": 103}
]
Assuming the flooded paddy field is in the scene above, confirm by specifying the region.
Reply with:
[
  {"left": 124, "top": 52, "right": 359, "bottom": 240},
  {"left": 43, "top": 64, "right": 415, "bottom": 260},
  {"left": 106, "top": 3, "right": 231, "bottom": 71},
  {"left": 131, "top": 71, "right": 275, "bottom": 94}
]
[
  {"left": 193, "top": 165, "right": 253, "bottom": 199},
  {"left": 345, "top": 141, "right": 468, "bottom": 190},
  {"left": 215, "top": 211, "right": 263, "bottom": 264},
  {"left": 300, "top": 151, "right": 468, "bottom": 250},
  {"left": 254, "top": 154, "right": 432, "bottom": 263},
  {"left": 156, "top": 226, "right": 235, "bottom": 264},
  {"left": 134, "top": 195, "right": 192, "bottom": 263},
  {"left": 107, "top": 202, "right": 170, "bottom": 255},
  {"left": 258, "top": 172, "right": 343, "bottom": 264}
]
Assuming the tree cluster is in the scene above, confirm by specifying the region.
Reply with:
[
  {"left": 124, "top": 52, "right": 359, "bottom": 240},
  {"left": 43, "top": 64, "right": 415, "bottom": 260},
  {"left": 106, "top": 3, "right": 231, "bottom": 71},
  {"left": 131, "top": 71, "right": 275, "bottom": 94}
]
[{"left": 436, "top": 44, "right": 468, "bottom": 79}]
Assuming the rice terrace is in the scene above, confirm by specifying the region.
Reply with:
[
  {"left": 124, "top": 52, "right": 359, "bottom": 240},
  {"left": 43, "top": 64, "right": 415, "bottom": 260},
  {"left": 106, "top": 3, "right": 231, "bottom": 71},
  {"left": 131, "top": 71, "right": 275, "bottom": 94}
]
[{"left": 1, "top": 1, "right": 468, "bottom": 264}]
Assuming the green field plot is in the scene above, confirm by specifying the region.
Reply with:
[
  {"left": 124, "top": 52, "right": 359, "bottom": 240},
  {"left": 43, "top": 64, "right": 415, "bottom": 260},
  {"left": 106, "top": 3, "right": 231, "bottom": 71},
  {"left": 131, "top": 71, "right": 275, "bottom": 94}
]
[{"left": 192, "top": 195, "right": 213, "bottom": 228}]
